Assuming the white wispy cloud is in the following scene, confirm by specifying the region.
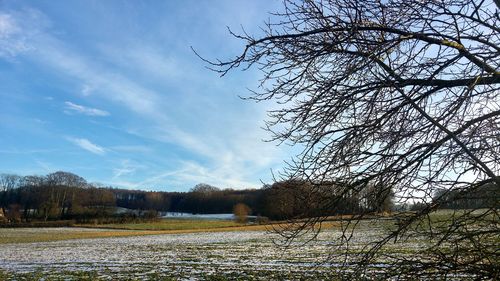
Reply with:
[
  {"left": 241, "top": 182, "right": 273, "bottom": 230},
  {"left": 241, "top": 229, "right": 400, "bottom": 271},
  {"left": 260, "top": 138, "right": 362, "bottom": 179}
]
[
  {"left": 67, "top": 137, "right": 106, "bottom": 155},
  {"left": 0, "top": 13, "right": 27, "bottom": 57},
  {"left": 112, "top": 159, "right": 149, "bottom": 179},
  {"left": 4, "top": 6, "right": 288, "bottom": 190},
  {"left": 110, "top": 145, "right": 152, "bottom": 153},
  {"left": 174, "top": 161, "right": 263, "bottom": 189},
  {"left": 35, "top": 159, "right": 53, "bottom": 172},
  {"left": 0, "top": 14, "right": 18, "bottom": 37},
  {"left": 99, "top": 46, "right": 182, "bottom": 81},
  {"left": 34, "top": 37, "right": 166, "bottom": 122},
  {"left": 64, "top": 101, "right": 110, "bottom": 116},
  {"left": 81, "top": 84, "right": 93, "bottom": 96},
  {"left": 0, "top": 9, "right": 45, "bottom": 58}
]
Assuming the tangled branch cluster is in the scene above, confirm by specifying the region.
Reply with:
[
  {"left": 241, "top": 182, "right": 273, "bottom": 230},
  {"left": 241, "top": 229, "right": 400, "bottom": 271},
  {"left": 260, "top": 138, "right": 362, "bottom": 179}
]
[{"left": 204, "top": 0, "right": 499, "bottom": 278}]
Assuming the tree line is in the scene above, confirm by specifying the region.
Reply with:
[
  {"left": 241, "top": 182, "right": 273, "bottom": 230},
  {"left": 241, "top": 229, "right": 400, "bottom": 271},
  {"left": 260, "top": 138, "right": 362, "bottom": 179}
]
[
  {"left": 1, "top": 171, "right": 493, "bottom": 224},
  {"left": 0, "top": 171, "right": 398, "bottom": 223}
]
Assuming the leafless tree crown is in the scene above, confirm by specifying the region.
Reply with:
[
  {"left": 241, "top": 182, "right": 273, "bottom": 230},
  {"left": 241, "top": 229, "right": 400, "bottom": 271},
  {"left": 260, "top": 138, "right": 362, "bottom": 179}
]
[{"left": 201, "top": 0, "right": 499, "bottom": 278}]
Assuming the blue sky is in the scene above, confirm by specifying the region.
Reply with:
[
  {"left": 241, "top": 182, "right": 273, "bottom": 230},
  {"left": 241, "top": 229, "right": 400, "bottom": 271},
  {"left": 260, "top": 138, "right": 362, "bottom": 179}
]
[{"left": 0, "top": 0, "right": 292, "bottom": 191}]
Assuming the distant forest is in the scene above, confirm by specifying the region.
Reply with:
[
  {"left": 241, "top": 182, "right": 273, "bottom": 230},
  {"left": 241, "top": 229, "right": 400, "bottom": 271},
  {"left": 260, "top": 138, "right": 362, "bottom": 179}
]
[{"left": 0, "top": 172, "right": 496, "bottom": 223}]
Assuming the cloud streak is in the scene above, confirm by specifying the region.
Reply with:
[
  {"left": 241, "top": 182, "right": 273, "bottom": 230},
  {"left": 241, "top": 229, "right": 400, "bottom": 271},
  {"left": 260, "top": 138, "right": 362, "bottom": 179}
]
[
  {"left": 67, "top": 137, "right": 106, "bottom": 155},
  {"left": 64, "top": 101, "right": 110, "bottom": 116}
]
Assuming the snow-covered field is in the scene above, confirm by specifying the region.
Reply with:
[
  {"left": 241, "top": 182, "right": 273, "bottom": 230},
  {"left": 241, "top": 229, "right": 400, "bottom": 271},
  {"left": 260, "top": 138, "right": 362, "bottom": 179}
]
[{"left": 0, "top": 224, "right": 420, "bottom": 280}]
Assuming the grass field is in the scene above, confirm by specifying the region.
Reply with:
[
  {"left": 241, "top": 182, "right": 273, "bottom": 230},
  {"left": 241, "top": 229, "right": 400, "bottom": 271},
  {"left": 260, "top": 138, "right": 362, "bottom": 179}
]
[
  {"left": 0, "top": 218, "right": 340, "bottom": 244},
  {"left": 77, "top": 218, "right": 241, "bottom": 230},
  {"left": 0, "top": 225, "right": 265, "bottom": 245}
]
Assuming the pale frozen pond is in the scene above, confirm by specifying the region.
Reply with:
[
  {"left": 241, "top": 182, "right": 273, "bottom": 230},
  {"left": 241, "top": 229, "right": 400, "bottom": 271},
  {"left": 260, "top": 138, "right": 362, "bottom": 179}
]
[{"left": 161, "top": 212, "right": 257, "bottom": 220}]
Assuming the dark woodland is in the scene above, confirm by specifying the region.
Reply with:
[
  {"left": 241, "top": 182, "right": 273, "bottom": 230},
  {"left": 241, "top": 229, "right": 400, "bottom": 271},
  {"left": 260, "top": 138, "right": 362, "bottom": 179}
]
[{"left": 1, "top": 172, "right": 494, "bottom": 224}]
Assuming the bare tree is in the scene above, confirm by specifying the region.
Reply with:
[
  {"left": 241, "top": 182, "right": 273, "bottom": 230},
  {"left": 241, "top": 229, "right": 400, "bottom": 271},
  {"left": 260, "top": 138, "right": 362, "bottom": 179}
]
[
  {"left": 191, "top": 183, "right": 220, "bottom": 194},
  {"left": 44, "top": 171, "right": 88, "bottom": 219},
  {"left": 201, "top": 0, "right": 499, "bottom": 278},
  {"left": 45, "top": 171, "right": 87, "bottom": 188},
  {"left": 0, "top": 174, "right": 21, "bottom": 190},
  {"left": 0, "top": 174, "right": 21, "bottom": 217},
  {"left": 233, "top": 202, "right": 251, "bottom": 223}
]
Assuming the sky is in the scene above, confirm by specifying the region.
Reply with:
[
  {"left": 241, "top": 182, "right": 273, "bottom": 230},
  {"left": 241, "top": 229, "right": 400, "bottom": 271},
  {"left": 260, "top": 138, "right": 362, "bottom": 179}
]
[{"left": 0, "top": 0, "right": 293, "bottom": 191}]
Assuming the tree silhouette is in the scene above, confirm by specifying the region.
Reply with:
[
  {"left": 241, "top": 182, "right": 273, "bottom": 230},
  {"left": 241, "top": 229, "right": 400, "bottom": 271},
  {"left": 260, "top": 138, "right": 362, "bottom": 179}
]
[{"left": 202, "top": 0, "right": 499, "bottom": 278}]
